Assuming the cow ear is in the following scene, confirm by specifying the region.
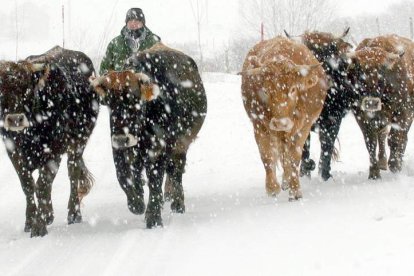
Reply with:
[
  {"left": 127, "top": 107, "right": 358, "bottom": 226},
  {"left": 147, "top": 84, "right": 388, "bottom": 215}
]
[
  {"left": 30, "top": 63, "right": 50, "bottom": 91},
  {"left": 135, "top": 73, "right": 160, "bottom": 101},
  {"left": 89, "top": 75, "right": 108, "bottom": 98},
  {"left": 384, "top": 52, "right": 402, "bottom": 69},
  {"left": 345, "top": 52, "right": 358, "bottom": 71}
]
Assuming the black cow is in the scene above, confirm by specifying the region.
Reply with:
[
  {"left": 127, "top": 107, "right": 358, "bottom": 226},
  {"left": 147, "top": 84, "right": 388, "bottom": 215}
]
[
  {"left": 0, "top": 46, "right": 99, "bottom": 237},
  {"left": 91, "top": 43, "right": 207, "bottom": 228},
  {"left": 285, "top": 28, "right": 355, "bottom": 180}
]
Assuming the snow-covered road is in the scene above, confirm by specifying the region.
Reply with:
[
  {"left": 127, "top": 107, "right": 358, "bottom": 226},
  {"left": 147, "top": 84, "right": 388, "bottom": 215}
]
[{"left": 1, "top": 73, "right": 414, "bottom": 276}]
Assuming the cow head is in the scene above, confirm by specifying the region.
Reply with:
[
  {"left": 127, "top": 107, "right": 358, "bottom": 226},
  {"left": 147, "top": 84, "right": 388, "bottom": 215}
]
[
  {"left": 0, "top": 61, "right": 49, "bottom": 132},
  {"left": 346, "top": 47, "right": 404, "bottom": 112},
  {"left": 90, "top": 70, "right": 160, "bottom": 149},
  {"left": 284, "top": 28, "right": 352, "bottom": 66},
  {"left": 241, "top": 59, "right": 322, "bottom": 132}
]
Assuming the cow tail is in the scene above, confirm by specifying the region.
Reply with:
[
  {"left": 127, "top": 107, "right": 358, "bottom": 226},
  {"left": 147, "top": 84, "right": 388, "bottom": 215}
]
[
  {"left": 331, "top": 138, "right": 341, "bottom": 162},
  {"left": 77, "top": 160, "right": 95, "bottom": 202}
]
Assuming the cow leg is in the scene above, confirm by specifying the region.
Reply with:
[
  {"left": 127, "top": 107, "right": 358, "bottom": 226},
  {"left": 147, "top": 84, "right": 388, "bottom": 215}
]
[
  {"left": 13, "top": 164, "right": 37, "bottom": 234},
  {"left": 378, "top": 126, "right": 389, "bottom": 170},
  {"left": 113, "top": 148, "right": 145, "bottom": 215},
  {"left": 388, "top": 130, "right": 406, "bottom": 173},
  {"left": 145, "top": 158, "right": 166, "bottom": 228},
  {"left": 354, "top": 112, "right": 381, "bottom": 179},
  {"left": 36, "top": 157, "right": 62, "bottom": 226},
  {"left": 131, "top": 149, "right": 146, "bottom": 213},
  {"left": 362, "top": 128, "right": 380, "bottom": 179},
  {"left": 300, "top": 134, "right": 315, "bottom": 177},
  {"left": 389, "top": 112, "right": 413, "bottom": 173},
  {"left": 165, "top": 130, "right": 199, "bottom": 213},
  {"left": 254, "top": 129, "right": 281, "bottom": 196},
  {"left": 388, "top": 115, "right": 413, "bottom": 172},
  {"left": 165, "top": 153, "right": 186, "bottom": 213},
  {"left": 282, "top": 131, "right": 309, "bottom": 201},
  {"left": 281, "top": 150, "right": 302, "bottom": 201},
  {"left": 67, "top": 146, "right": 94, "bottom": 224},
  {"left": 318, "top": 117, "right": 342, "bottom": 181}
]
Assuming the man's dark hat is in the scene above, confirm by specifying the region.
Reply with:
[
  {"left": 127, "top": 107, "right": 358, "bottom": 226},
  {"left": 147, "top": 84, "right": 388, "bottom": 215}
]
[{"left": 125, "top": 8, "right": 145, "bottom": 24}]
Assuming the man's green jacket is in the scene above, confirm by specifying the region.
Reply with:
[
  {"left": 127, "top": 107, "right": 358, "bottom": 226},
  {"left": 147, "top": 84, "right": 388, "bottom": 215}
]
[{"left": 99, "top": 26, "right": 161, "bottom": 75}]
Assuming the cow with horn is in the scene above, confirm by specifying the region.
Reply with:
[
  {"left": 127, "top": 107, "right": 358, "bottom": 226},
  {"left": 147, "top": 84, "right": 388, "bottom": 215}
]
[
  {"left": 284, "top": 27, "right": 356, "bottom": 180},
  {"left": 240, "top": 36, "right": 328, "bottom": 200},
  {"left": 0, "top": 46, "right": 99, "bottom": 237},
  {"left": 90, "top": 43, "right": 207, "bottom": 228},
  {"left": 346, "top": 34, "right": 414, "bottom": 179}
]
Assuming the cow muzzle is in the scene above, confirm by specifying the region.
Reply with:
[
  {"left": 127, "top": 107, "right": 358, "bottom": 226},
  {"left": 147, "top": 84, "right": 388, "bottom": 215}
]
[
  {"left": 111, "top": 134, "right": 138, "bottom": 149},
  {"left": 361, "top": 97, "right": 382, "bottom": 112},
  {"left": 269, "top": 118, "right": 294, "bottom": 132},
  {"left": 4, "top": 114, "right": 30, "bottom": 132}
]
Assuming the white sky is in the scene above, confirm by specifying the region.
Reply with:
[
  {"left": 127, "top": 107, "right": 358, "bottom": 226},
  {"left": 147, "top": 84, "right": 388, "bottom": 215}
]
[
  {"left": 336, "top": 0, "right": 405, "bottom": 16},
  {"left": 0, "top": 0, "right": 407, "bottom": 60}
]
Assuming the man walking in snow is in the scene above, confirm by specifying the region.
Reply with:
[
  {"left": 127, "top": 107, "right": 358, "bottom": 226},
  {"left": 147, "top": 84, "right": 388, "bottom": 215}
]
[{"left": 99, "top": 8, "right": 161, "bottom": 75}]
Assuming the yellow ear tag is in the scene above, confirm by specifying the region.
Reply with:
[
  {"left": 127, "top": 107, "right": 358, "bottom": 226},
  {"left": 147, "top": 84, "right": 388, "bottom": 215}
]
[{"left": 140, "top": 83, "right": 160, "bottom": 101}]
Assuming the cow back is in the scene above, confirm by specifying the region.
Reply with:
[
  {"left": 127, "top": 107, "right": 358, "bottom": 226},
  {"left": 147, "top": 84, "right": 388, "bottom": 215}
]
[{"left": 128, "top": 44, "right": 207, "bottom": 138}]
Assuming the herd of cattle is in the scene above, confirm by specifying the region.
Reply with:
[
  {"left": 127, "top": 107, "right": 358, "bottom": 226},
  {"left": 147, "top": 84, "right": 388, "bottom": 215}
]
[{"left": 0, "top": 28, "right": 413, "bottom": 237}]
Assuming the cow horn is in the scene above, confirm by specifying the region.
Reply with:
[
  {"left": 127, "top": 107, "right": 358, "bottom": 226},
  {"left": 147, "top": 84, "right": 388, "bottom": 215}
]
[
  {"left": 397, "top": 50, "right": 405, "bottom": 58},
  {"left": 134, "top": 73, "right": 161, "bottom": 101},
  {"left": 239, "top": 67, "right": 266, "bottom": 76},
  {"left": 90, "top": 75, "right": 106, "bottom": 87},
  {"left": 283, "top": 30, "right": 291, "bottom": 38},
  {"left": 295, "top": 63, "right": 321, "bottom": 76},
  {"left": 31, "top": 63, "right": 46, "bottom": 72},
  {"left": 339, "top": 27, "right": 350, "bottom": 39},
  {"left": 309, "top": 63, "right": 323, "bottom": 69},
  {"left": 89, "top": 75, "right": 108, "bottom": 97},
  {"left": 135, "top": 72, "right": 151, "bottom": 84},
  {"left": 385, "top": 52, "right": 403, "bottom": 69}
]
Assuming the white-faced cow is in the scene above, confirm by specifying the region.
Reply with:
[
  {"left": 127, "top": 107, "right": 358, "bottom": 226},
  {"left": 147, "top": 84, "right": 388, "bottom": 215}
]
[
  {"left": 347, "top": 35, "right": 414, "bottom": 179},
  {"left": 0, "top": 46, "right": 99, "bottom": 237},
  {"left": 91, "top": 43, "right": 207, "bottom": 228},
  {"left": 285, "top": 28, "right": 355, "bottom": 180},
  {"left": 241, "top": 37, "right": 328, "bottom": 200}
]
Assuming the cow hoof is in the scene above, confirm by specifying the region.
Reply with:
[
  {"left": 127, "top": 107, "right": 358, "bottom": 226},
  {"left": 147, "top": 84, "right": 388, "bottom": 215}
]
[
  {"left": 67, "top": 212, "right": 82, "bottom": 224},
  {"left": 281, "top": 182, "right": 289, "bottom": 191},
  {"left": 378, "top": 158, "right": 388, "bottom": 170},
  {"left": 368, "top": 167, "right": 381, "bottom": 180},
  {"left": 288, "top": 190, "right": 303, "bottom": 202},
  {"left": 30, "top": 223, "right": 48, "bottom": 238},
  {"left": 388, "top": 160, "right": 402, "bottom": 173},
  {"left": 164, "top": 191, "right": 172, "bottom": 202},
  {"left": 266, "top": 186, "right": 281, "bottom": 197},
  {"left": 300, "top": 169, "right": 311, "bottom": 178},
  {"left": 127, "top": 197, "right": 146, "bottom": 215},
  {"left": 320, "top": 171, "right": 332, "bottom": 181},
  {"left": 301, "top": 159, "right": 316, "bottom": 174},
  {"left": 171, "top": 200, "right": 185, "bottom": 213},
  {"left": 46, "top": 213, "right": 54, "bottom": 225},
  {"left": 24, "top": 222, "right": 32, "bottom": 232},
  {"left": 146, "top": 215, "right": 163, "bottom": 229},
  {"left": 368, "top": 172, "right": 381, "bottom": 180}
]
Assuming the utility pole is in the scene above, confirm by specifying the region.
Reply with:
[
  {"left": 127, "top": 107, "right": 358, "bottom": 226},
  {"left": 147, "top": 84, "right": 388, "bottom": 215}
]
[
  {"left": 189, "top": 0, "right": 204, "bottom": 71},
  {"left": 376, "top": 17, "right": 381, "bottom": 36},
  {"left": 15, "top": 0, "right": 19, "bottom": 61},
  {"left": 62, "top": 4, "right": 65, "bottom": 48},
  {"left": 260, "top": 0, "right": 264, "bottom": 41},
  {"left": 410, "top": 17, "right": 413, "bottom": 40}
]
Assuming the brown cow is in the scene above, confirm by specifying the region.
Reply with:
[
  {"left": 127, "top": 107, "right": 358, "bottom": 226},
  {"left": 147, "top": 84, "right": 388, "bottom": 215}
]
[
  {"left": 347, "top": 34, "right": 414, "bottom": 179},
  {"left": 241, "top": 37, "right": 328, "bottom": 200}
]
